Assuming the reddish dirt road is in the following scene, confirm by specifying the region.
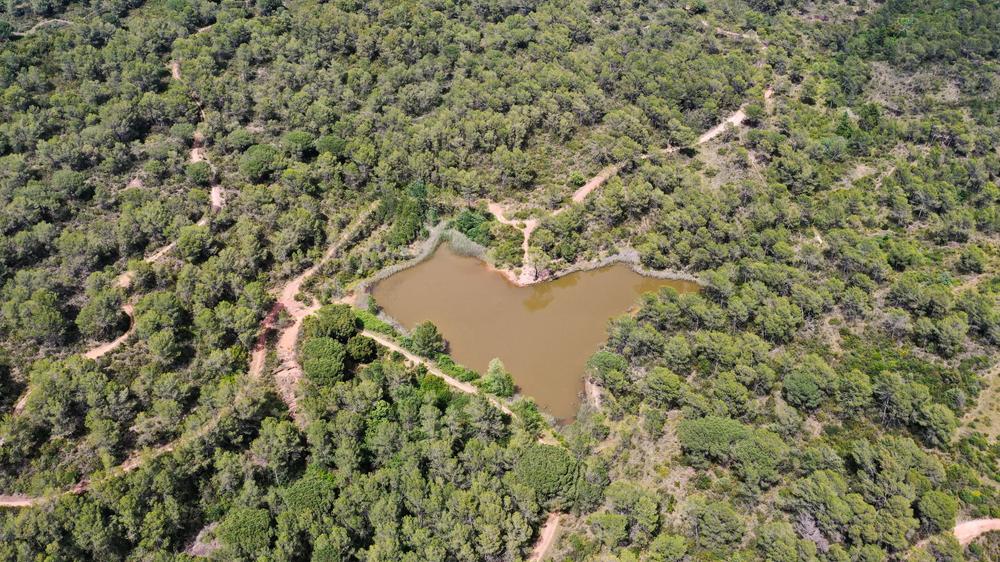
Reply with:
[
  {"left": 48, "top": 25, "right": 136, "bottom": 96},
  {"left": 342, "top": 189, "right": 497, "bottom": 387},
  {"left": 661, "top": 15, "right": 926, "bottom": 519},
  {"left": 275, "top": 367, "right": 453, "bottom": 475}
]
[
  {"left": 247, "top": 204, "right": 377, "bottom": 423},
  {"left": 954, "top": 518, "right": 1000, "bottom": 546},
  {"left": 570, "top": 162, "right": 625, "bottom": 204},
  {"left": 528, "top": 513, "right": 562, "bottom": 561}
]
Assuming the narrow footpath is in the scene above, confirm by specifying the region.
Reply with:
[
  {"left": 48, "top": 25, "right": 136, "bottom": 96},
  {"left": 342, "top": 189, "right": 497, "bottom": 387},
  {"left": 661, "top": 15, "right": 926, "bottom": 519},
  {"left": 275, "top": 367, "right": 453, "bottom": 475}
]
[
  {"left": 361, "top": 330, "right": 514, "bottom": 416},
  {"left": 953, "top": 519, "right": 1000, "bottom": 546},
  {"left": 485, "top": 86, "right": 772, "bottom": 287},
  {"left": 248, "top": 204, "right": 378, "bottom": 423},
  {"left": 11, "top": 52, "right": 224, "bottom": 416},
  {"left": 12, "top": 18, "right": 72, "bottom": 37}
]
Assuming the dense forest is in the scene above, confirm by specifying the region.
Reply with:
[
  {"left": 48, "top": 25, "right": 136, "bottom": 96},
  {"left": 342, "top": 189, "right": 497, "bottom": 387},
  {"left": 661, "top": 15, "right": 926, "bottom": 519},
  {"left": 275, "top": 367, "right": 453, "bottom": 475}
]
[{"left": 1, "top": 0, "right": 999, "bottom": 560}]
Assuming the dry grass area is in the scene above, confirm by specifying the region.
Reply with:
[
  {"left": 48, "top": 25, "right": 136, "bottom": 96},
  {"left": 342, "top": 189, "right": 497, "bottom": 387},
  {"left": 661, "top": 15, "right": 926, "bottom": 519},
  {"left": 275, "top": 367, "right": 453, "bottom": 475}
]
[
  {"left": 960, "top": 362, "right": 1000, "bottom": 439},
  {"left": 867, "top": 61, "right": 964, "bottom": 112}
]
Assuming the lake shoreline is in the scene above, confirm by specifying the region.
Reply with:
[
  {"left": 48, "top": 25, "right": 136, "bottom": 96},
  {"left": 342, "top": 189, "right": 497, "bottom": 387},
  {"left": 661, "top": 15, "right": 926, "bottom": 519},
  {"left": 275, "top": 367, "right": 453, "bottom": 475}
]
[
  {"left": 366, "top": 243, "right": 700, "bottom": 419},
  {"left": 350, "top": 222, "right": 704, "bottom": 312}
]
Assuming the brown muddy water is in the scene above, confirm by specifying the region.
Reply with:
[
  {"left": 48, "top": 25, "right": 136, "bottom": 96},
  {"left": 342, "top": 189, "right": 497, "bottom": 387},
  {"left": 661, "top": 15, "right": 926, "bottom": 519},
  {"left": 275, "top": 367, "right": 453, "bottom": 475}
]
[{"left": 371, "top": 244, "right": 700, "bottom": 420}]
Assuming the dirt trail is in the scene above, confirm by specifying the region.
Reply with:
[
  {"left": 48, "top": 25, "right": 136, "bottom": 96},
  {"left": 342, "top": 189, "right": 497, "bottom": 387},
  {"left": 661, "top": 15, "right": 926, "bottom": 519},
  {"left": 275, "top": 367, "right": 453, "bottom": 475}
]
[
  {"left": 361, "top": 330, "right": 516, "bottom": 415},
  {"left": 1, "top": 23, "right": 237, "bottom": 511},
  {"left": 570, "top": 162, "right": 625, "bottom": 204},
  {"left": 913, "top": 518, "right": 1000, "bottom": 549},
  {"left": 698, "top": 108, "right": 747, "bottom": 144},
  {"left": 8, "top": 44, "right": 223, "bottom": 418},
  {"left": 1, "top": 345, "right": 259, "bottom": 509},
  {"left": 18, "top": 133, "right": 217, "bottom": 402},
  {"left": 957, "top": 361, "right": 1000, "bottom": 439},
  {"left": 584, "top": 378, "right": 603, "bottom": 411},
  {"left": 11, "top": 392, "right": 30, "bottom": 416},
  {"left": 486, "top": 202, "right": 540, "bottom": 285},
  {"left": 0, "top": 392, "right": 241, "bottom": 508},
  {"left": 953, "top": 518, "right": 1000, "bottom": 545},
  {"left": 13, "top": 18, "right": 72, "bottom": 37},
  {"left": 82, "top": 304, "right": 135, "bottom": 360},
  {"left": 247, "top": 205, "right": 377, "bottom": 422},
  {"left": 699, "top": 19, "right": 763, "bottom": 43},
  {"left": 0, "top": 495, "right": 37, "bottom": 507},
  {"left": 485, "top": 85, "right": 772, "bottom": 286},
  {"left": 359, "top": 329, "right": 570, "bottom": 451},
  {"left": 528, "top": 513, "right": 562, "bottom": 561},
  {"left": 210, "top": 185, "right": 224, "bottom": 211},
  {"left": 76, "top": 69, "right": 220, "bottom": 363}
]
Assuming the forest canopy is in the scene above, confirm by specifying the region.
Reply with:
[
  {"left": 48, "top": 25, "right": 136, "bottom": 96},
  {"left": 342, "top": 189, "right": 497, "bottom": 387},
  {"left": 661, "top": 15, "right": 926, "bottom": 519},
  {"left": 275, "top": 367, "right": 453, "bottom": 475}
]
[{"left": 1, "top": 0, "right": 999, "bottom": 560}]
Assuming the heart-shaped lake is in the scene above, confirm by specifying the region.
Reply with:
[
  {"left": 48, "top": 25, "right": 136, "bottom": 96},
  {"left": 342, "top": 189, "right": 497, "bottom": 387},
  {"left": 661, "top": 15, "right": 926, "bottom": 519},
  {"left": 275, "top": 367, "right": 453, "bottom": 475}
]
[{"left": 372, "top": 243, "right": 700, "bottom": 419}]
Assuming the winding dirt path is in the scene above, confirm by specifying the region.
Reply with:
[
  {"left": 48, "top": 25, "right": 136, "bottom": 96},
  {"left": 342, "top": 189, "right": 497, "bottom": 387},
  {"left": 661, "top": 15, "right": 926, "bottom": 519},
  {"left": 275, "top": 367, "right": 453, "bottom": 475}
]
[
  {"left": 247, "top": 204, "right": 378, "bottom": 423},
  {"left": 485, "top": 86, "right": 772, "bottom": 286},
  {"left": 12, "top": 18, "right": 72, "bottom": 37},
  {"left": 953, "top": 518, "right": 1000, "bottom": 545},
  {"left": 1, "top": 23, "right": 250, "bottom": 512},
  {"left": 77, "top": 61, "right": 221, "bottom": 363},
  {"left": 528, "top": 513, "right": 562, "bottom": 562},
  {"left": 0, "top": 386, "right": 248, "bottom": 508},
  {"left": 9, "top": 43, "right": 222, "bottom": 417},
  {"left": 361, "top": 330, "right": 515, "bottom": 417}
]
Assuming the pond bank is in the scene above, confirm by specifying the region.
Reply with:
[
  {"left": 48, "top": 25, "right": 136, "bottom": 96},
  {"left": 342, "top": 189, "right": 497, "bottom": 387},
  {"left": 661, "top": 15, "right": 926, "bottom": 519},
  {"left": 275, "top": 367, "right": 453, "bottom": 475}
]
[
  {"left": 368, "top": 244, "right": 700, "bottom": 419},
  {"left": 350, "top": 222, "right": 703, "bottom": 311}
]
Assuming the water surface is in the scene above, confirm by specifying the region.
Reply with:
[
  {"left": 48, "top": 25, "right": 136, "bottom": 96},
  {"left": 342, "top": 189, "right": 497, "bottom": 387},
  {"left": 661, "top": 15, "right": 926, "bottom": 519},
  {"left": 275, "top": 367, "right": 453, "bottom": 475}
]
[{"left": 372, "top": 245, "right": 699, "bottom": 419}]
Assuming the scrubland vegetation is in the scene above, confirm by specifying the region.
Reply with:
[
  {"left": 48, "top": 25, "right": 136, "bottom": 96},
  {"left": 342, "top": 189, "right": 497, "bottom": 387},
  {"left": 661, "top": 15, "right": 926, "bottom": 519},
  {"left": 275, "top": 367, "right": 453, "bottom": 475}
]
[{"left": 0, "top": 0, "right": 998, "bottom": 559}]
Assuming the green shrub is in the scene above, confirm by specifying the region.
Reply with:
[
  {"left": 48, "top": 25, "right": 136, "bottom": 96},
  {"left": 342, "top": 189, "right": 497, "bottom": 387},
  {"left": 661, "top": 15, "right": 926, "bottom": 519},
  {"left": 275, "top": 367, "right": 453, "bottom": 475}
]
[
  {"left": 284, "top": 468, "right": 337, "bottom": 514},
  {"left": 224, "top": 128, "right": 255, "bottom": 153},
  {"left": 316, "top": 134, "right": 346, "bottom": 156},
  {"left": 240, "top": 144, "right": 281, "bottom": 182},
  {"left": 407, "top": 321, "right": 447, "bottom": 356},
  {"left": 218, "top": 508, "right": 273, "bottom": 559},
  {"left": 304, "top": 304, "right": 360, "bottom": 342},
  {"left": 301, "top": 337, "right": 347, "bottom": 385},
  {"left": 478, "top": 358, "right": 515, "bottom": 397},
  {"left": 452, "top": 208, "right": 494, "bottom": 246},
  {"left": 282, "top": 130, "right": 315, "bottom": 160},
  {"left": 590, "top": 512, "right": 629, "bottom": 549},
  {"left": 435, "top": 354, "right": 479, "bottom": 382},
  {"left": 355, "top": 309, "right": 398, "bottom": 336},
  {"left": 346, "top": 334, "right": 377, "bottom": 363},
  {"left": 512, "top": 444, "right": 577, "bottom": 506},
  {"left": 957, "top": 245, "right": 987, "bottom": 274},
  {"left": 185, "top": 161, "right": 212, "bottom": 185},
  {"left": 676, "top": 416, "right": 749, "bottom": 466},
  {"left": 175, "top": 224, "right": 211, "bottom": 262},
  {"left": 918, "top": 490, "right": 958, "bottom": 533}
]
